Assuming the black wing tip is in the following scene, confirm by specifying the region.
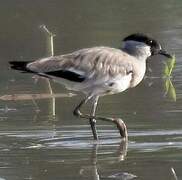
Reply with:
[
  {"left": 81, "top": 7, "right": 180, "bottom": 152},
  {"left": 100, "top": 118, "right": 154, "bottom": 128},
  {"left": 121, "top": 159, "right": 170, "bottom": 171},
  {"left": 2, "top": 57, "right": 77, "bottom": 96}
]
[{"left": 9, "top": 61, "right": 31, "bottom": 72}]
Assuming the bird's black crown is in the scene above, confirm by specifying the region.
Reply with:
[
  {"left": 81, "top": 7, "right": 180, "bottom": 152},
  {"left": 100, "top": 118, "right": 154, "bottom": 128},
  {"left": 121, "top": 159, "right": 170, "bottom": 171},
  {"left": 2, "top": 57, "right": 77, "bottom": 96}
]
[{"left": 123, "top": 33, "right": 162, "bottom": 55}]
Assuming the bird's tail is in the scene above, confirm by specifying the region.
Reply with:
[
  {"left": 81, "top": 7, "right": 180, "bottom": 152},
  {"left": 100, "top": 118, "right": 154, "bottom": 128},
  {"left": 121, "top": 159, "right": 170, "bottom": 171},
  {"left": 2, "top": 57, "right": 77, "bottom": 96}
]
[{"left": 9, "top": 61, "right": 32, "bottom": 73}]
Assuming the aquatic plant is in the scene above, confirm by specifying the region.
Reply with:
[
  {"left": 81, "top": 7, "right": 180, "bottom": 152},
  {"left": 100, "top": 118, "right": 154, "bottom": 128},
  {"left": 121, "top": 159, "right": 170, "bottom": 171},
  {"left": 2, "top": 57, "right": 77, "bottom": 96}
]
[{"left": 163, "top": 55, "right": 176, "bottom": 101}]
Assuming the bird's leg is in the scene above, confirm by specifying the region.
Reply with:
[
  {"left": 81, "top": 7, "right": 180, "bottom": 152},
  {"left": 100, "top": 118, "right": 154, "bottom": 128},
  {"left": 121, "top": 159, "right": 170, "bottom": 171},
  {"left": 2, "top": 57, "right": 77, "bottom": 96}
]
[
  {"left": 73, "top": 96, "right": 99, "bottom": 140},
  {"left": 98, "top": 117, "right": 128, "bottom": 139},
  {"left": 73, "top": 96, "right": 128, "bottom": 139},
  {"left": 89, "top": 96, "right": 99, "bottom": 140},
  {"left": 73, "top": 96, "right": 91, "bottom": 118}
]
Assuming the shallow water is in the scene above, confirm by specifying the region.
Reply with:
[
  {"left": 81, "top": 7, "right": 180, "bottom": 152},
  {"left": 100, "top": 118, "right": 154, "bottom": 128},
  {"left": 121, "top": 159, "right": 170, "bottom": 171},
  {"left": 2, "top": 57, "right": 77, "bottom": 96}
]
[{"left": 0, "top": 0, "right": 182, "bottom": 179}]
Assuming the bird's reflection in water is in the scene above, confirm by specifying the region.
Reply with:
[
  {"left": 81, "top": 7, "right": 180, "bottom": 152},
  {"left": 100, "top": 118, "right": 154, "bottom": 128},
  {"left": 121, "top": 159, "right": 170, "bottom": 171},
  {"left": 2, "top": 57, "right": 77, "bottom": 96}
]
[{"left": 79, "top": 139, "right": 137, "bottom": 180}]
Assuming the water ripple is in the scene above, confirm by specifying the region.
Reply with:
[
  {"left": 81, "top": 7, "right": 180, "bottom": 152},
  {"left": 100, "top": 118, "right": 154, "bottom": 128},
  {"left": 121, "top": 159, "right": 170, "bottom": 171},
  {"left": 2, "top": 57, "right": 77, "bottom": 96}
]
[{"left": 0, "top": 127, "right": 181, "bottom": 153}]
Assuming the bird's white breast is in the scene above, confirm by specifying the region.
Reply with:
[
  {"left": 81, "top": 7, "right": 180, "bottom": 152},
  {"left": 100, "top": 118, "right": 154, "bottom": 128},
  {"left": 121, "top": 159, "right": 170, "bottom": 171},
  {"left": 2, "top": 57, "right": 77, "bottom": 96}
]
[{"left": 105, "top": 73, "right": 133, "bottom": 94}]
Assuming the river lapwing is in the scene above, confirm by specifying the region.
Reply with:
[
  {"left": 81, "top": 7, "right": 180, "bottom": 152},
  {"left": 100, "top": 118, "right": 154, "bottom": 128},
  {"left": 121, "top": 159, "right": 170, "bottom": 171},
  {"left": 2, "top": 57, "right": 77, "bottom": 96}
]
[{"left": 9, "top": 33, "right": 172, "bottom": 140}]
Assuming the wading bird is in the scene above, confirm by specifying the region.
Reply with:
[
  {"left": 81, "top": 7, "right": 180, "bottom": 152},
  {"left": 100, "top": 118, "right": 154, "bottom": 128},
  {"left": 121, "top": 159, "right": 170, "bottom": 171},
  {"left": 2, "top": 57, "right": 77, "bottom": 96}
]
[{"left": 9, "top": 33, "right": 172, "bottom": 140}]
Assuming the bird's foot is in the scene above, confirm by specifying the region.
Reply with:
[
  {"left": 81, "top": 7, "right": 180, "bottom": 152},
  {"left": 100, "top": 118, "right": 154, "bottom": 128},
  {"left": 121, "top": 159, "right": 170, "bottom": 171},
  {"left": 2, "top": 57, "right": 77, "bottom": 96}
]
[
  {"left": 73, "top": 107, "right": 127, "bottom": 139},
  {"left": 113, "top": 118, "right": 128, "bottom": 140}
]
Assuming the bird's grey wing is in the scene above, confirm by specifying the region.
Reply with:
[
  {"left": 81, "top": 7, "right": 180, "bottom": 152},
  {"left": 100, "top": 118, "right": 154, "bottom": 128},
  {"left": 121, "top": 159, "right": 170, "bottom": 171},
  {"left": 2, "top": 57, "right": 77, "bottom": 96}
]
[
  {"left": 26, "top": 54, "right": 88, "bottom": 82},
  {"left": 26, "top": 47, "right": 134, "bottom": 82}
]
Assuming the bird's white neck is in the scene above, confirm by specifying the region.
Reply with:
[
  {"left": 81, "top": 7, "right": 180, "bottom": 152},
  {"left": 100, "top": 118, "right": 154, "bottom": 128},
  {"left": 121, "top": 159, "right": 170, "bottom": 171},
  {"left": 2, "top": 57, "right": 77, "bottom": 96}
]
[{"left": 121, "top": 40, "right": 151, "bottom": 61}]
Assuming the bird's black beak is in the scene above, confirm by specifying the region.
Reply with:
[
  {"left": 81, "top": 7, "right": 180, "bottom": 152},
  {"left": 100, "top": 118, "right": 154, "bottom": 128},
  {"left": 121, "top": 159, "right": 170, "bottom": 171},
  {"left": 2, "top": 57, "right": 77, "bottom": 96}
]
[{"left": 159, "top": 49, "right": 172, "bottom": 58}]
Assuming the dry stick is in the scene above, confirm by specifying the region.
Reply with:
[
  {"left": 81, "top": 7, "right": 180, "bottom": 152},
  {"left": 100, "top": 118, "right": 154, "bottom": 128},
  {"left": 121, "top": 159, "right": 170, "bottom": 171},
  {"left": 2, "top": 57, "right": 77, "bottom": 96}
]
[
  {"left": 171, "top": 167, "right": 178, "bottom": 180},
  {"left": 0, "top": 93, "right": 75, "bottom": 101},
  {"left": 40, "top": 25, "right": 56, "bottom": 116}
]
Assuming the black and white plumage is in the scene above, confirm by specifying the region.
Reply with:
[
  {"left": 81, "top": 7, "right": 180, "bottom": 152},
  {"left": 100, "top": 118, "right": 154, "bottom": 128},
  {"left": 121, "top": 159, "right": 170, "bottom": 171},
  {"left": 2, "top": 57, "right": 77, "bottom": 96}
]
[{"left": 9, "top": 33, "right": 172, "bottom": 140}]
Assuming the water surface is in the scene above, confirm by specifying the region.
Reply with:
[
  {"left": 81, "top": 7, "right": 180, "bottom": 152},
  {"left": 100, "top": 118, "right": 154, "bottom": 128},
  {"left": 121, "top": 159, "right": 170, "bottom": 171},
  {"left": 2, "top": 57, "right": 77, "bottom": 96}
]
[{"left": 0, "top": 0, "right": 182, "bottom": 179}]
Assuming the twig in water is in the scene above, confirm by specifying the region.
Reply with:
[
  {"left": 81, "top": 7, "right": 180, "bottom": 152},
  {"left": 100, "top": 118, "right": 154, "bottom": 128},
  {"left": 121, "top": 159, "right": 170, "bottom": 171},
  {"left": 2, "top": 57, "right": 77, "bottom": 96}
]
[
  {"left": 171, "top": 167, "right": 178, "bottom": 180},
  {"left": 40, "top": 24, "right": 56, "bottom": 56},
  {"left": 39, "top": 24, "right": 56, "bottom": 116}
]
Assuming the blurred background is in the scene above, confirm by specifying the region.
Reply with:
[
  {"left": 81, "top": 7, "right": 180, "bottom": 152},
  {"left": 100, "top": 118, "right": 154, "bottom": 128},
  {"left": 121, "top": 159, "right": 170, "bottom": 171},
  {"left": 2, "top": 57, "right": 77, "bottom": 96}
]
[{"left": 0, "top": 0, "right": 182, "bottom": 179}]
